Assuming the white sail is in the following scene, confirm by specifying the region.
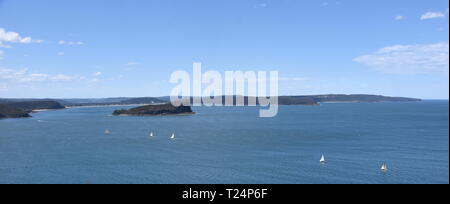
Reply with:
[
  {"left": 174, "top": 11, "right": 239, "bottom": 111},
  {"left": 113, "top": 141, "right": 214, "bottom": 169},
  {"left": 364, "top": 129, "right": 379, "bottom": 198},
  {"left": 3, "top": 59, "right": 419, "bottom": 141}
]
[
  {"left": 320, "top": 155, "right": 326, "bottom": 163},
  {"left": 170, "top": 133, "right": 175, "bottom": 139},
  {"left": 104, "top": 129, "right": 110, "bottom": 135},
  {"left": 381, "top": 163, "right": 388, "bottom": 171},
  {"left": 150, "top": 132, "right": 154, "bottom": 137}
]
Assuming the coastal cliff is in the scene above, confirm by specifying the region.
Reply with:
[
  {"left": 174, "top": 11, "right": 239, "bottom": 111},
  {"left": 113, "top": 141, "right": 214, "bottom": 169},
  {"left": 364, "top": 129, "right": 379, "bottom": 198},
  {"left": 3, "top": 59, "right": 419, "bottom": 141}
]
[{"left": 113, "top": 103, "right": 194, "bottom": 116}]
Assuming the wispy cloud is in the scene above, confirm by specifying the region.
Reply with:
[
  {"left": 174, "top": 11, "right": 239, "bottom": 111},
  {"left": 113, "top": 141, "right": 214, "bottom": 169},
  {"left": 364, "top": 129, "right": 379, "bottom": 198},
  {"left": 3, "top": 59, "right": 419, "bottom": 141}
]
[
  {"left": 126, "top": 62, "right": 140, "bottom": 66},
  {"left": 395, "top": 15, "right": 405, "bottom": 21},
  {"left": 58, "top": 40, "right": 84, "bottom": 46},
  {"left": 0, "top": 50, "right": 4, "bottom": 60},
  {"left": 0, "top": 41, "right": 12, "bottom": 48},
  {"left": 0, "top": 68, "right": 85, "bottom": 83},
  {"left": 421, "top": 11, "right": 446, "bottom": 20},
  {"left": 92, "top": 72, "right": 102, "bottom": 77},
  {"left": 354, "top": 42, "right": 449, "bottom": 74}
]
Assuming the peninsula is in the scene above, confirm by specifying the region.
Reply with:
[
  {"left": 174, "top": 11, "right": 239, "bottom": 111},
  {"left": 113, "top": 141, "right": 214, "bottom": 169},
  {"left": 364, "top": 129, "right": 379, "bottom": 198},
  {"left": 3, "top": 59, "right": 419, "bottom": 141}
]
[
  {"left": 0, "top": 100, "right": 65, "bottom": 119},
  {"left": 0, "top": 104, "right": 31, "bottom": 119}
]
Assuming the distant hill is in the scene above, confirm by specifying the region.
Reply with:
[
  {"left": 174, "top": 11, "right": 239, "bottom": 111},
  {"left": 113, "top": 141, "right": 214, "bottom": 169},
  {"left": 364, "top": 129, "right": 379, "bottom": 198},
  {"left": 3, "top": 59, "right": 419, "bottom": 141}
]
[
  {"left": 173, "top": 96, "right": 319, "bottom": 106},
  {"left": 60, "top": 97, "right": 166, "bottom": 107},
  {"left": 1, "top": 100, "right": 65, "bottom": 112},
  {"left": 55, "top": 98, "right": 131, "bottom": 106},
  {"left": 304, "top": 94, "right": 421, "bottom": 103},
  {"left": 169, "top": 95, "right": 421, "bottom": 106},
  {"left": 120, "top": 97, "right": 167, "bottom": 104}
]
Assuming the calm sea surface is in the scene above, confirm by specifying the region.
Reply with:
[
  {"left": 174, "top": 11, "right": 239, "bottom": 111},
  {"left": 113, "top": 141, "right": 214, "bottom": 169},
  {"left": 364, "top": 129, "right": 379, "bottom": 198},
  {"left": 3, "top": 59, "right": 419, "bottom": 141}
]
[{"left": 0, "top": 101, "right": 448, "bottom": 184}]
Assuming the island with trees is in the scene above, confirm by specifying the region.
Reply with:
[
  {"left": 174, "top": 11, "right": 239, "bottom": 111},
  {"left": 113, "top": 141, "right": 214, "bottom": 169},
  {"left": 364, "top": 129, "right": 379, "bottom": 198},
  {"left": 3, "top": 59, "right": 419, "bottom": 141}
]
[{"left": 113, "top": 103, "right": 194, "bottom": 116}]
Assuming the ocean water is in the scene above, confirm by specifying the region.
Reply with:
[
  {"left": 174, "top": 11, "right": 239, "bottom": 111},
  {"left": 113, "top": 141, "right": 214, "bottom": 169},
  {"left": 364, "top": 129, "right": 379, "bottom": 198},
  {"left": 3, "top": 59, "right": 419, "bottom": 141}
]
[{"left": 0, "top": 101, "right": 448, "bottom": 184}]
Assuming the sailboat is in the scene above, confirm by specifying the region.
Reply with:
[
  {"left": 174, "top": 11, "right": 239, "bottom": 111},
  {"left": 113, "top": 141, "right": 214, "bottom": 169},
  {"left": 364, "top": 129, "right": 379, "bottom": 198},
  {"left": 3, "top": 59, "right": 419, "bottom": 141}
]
[
  {"left": 104, "top": 129, "right": 110, "bottom": 135},
  {"left": 170, "top": 133, "right": 175, "bottom": 139},
  {"left": 150, "top": 132, "right": 154, "bottom": 137},
  {"left": 320, "top": 155, "right": 326, "bottom": 163},
  {"left": 381, "top": 163, "right": 388, "bottom": 172}
]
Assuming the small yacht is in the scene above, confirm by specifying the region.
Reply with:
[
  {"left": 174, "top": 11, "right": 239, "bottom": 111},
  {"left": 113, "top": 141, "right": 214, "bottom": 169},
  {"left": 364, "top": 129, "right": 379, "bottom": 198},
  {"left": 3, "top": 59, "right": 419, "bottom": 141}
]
[
  {"left": 170, "top": 133, "right": 175, "bottom": 139},
  {"left": 150, "top": 132, "right": 154, "bottom": 137},
  {"left": 104, "top": 129, "right": 110, "bottom": 135},
  {"left": 381, "top": 163, "right": 388, "bottom": 172},
  {"left": 320, "top": 155, "right": 326, "bottom": 163}
]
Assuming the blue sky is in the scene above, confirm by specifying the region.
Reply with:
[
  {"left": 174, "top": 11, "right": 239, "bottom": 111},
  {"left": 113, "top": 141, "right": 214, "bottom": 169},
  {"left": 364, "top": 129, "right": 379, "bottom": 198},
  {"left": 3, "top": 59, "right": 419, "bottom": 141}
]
[{"left": 0, "top": 0, "right": 448, "bottom": 99}]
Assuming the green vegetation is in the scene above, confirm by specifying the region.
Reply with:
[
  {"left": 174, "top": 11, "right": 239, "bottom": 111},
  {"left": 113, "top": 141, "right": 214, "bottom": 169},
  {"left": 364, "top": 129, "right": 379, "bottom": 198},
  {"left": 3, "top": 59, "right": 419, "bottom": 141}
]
[
  {"left": 113, "top": 103, "right": 194, "bottom": 116},
  {"left": 2, "top": 100, "right": 65, "bottom": 111},
  {"left": 0, "top": 100, "right": 65, "bottom": 119},
  {"left": 0, "top": 104, "right": 31, "bottom": 119}
]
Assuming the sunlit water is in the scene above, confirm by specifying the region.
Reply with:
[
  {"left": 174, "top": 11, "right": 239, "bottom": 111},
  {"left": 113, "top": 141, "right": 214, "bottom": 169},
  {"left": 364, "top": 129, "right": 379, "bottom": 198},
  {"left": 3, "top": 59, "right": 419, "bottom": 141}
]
[{"left": 0, "top": 101, "right": 448, "bottom": 184}]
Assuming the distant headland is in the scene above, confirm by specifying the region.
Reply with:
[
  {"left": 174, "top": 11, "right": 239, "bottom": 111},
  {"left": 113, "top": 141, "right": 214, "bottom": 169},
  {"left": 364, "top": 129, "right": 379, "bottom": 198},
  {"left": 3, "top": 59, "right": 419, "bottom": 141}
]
[
  {"left": 0, "top": 94, "right": 421, "bottom": 119},
  {"left": 174, "top": 94, "right": 421, "bottom": 106},
  {"left": 0, "top": 100, "right": 65, "bottom": 119}
]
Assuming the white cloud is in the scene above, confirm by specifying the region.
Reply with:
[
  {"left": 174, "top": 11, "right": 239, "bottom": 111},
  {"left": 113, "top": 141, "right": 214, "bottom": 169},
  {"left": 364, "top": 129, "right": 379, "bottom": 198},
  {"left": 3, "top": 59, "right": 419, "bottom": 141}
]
[
  {"left": 0, "top": 28, "right": 42, "bottom": 44},
  {"left": 354, "top": 42, "right": 449, "bottom": 74},
  {"left": 59, "top": 40, "right": 84, "bottom": 46},
  {"left": 0, "top": 68, "right": 84, "bottom": 83},
  {"left": 421, "top": 11, "right": 446, "bottom": 20},
  {"left": 92, "top": 72, "right": 102, "bottom": 77},
  {"left": 395, "top": 15, "right": 405, "bottom": 21},
  {"left": 0, "top": 28, "right": 42, "bottom": 54},
  {"left": 51, "top": 74, "right": 78, "bottom": 82}
]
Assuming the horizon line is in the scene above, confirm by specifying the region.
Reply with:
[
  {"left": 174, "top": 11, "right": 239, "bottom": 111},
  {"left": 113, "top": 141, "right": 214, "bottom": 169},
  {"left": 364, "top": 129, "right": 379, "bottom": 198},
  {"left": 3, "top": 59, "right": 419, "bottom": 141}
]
[{"left": 2, "top": 94, "right": 448, "bottom": 100}]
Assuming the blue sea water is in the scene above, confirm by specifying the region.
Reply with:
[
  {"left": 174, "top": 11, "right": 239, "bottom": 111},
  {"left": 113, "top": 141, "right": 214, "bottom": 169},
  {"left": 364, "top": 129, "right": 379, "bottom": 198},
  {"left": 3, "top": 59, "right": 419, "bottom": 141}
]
[{"left": 0, "top": 101, "right": 448, "bottom": 184}]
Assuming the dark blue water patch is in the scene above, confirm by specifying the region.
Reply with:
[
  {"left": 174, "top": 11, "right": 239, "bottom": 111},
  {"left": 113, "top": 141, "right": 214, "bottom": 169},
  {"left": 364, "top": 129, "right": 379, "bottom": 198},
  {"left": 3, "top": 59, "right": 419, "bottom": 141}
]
[{"left": 0, "top": 101, "right": 448, "bottom": 184}]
